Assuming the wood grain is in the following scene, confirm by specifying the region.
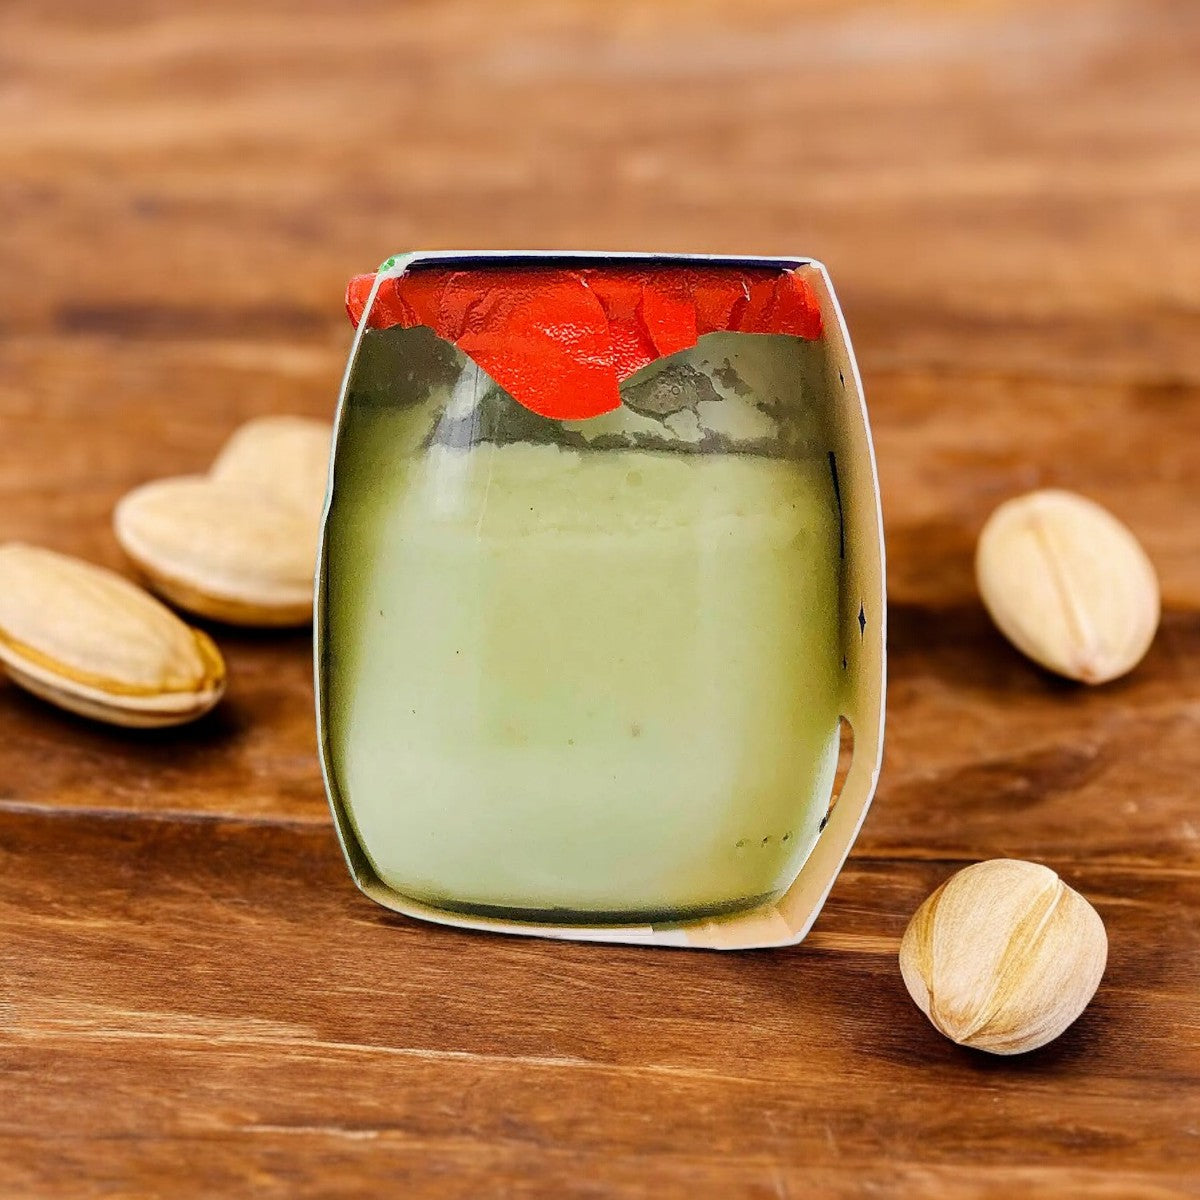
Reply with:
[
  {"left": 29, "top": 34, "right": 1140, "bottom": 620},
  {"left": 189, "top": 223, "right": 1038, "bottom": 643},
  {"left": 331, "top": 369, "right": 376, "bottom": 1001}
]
[{"left": 1, "top": 0, "right": 1198, "bottom": 1196}]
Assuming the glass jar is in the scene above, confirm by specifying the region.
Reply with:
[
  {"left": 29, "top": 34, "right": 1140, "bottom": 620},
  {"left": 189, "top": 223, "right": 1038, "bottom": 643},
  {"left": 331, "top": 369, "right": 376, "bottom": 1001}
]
[{"left": 316, "top": 254, "right": 885, "bottom": 944}]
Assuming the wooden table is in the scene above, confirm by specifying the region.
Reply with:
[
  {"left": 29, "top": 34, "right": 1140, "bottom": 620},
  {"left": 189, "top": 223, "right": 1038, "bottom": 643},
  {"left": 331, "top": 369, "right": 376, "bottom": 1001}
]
[{"left": 2, "top": 2, "right": 1198, "bottom": 1195}]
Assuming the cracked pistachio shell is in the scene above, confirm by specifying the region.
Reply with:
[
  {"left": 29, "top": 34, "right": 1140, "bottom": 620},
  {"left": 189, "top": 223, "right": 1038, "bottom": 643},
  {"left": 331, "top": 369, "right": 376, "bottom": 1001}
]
[
  {"left": 114, "top": 477, "right": 316, "bottom": 627},
  {"left": 976, "top": 489, "right": 1159, "bottom": 684},
  {"left": 0, "top": 543, "right": 225, "bottom": 727},
  {"left": 900, "top": 859, "right": 1107, "bottom": 1055},
  {"left": 210, "top": 415, "right": 332, "bottom": 522}
]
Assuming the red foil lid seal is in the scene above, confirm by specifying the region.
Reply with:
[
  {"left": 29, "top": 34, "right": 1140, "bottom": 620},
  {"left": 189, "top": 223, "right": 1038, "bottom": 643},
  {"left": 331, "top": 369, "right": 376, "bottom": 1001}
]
[{"left": 346, "top": 266, "right": 823, "bottom": 420}]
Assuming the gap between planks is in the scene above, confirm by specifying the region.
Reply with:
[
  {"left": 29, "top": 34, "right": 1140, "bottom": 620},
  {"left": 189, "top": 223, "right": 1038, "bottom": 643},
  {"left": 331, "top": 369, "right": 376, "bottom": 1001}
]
[{"left": 1, "top": 796, "right": 1197, "bottom": 879}]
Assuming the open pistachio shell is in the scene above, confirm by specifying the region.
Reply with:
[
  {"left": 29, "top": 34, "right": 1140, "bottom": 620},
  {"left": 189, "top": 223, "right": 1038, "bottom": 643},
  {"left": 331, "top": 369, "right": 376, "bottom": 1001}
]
[
  {"left": 210, "top": 415, "right": 332, "bottom": 523},
  {"left": 114, "top": 477, "right": 316, "bottom": 627},
  {"left": 0, "top": 543, "right": 225, "bottom": 727}
]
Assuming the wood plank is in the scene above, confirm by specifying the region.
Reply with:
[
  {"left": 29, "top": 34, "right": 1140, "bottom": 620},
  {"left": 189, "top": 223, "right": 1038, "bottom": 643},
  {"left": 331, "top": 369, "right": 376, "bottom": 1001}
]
[
  {"left": 2, "top": 1, "right": 1198, "bottom": 385},
  {"left": 1, "top": 809, "right": 1197, "bottom": 1197}
]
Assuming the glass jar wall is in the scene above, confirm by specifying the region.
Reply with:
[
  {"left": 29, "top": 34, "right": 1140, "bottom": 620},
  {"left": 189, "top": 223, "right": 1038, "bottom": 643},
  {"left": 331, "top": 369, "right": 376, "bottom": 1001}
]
[{"left": 320, "top": 317, "right": 845, "bottom": 925}]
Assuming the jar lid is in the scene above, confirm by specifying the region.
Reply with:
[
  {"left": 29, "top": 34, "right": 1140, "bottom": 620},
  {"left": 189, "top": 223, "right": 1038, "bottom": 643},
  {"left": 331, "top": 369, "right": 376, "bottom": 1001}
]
[{"left": 346, "top": 262, "right": 823, "bottom": 420}]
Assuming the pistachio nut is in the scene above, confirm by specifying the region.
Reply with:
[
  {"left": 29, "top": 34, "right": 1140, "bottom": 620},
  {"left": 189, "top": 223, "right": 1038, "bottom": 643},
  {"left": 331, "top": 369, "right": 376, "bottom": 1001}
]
[
  {"left": 113, "top": 476, "right": 317, "bottom": 627},
  {"left": 976, "top": 489, "right": 1159, "bottom": 684},
  {"left": 0, "top": 543, "right": 225, "bottom": 727},
  {"left": 900, "top": 858, "right": 1108, "bottom": 1055},
  {"left": 210, "top": 415, "right": 332, "bottom": 522}
]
